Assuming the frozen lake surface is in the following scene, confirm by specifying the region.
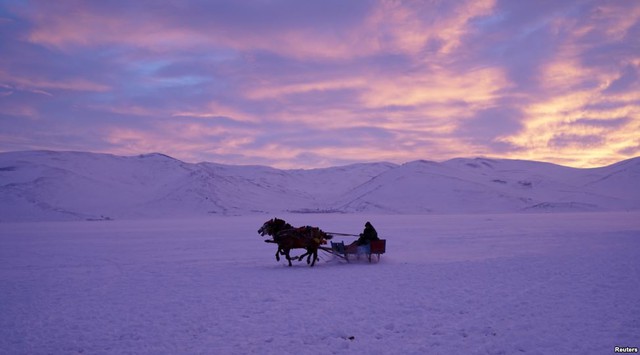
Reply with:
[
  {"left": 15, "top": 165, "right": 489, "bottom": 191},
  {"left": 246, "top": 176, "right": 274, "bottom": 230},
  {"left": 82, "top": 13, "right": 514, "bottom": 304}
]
[{"left": 1, "top": 212, "right": 639, "bottom": 354}]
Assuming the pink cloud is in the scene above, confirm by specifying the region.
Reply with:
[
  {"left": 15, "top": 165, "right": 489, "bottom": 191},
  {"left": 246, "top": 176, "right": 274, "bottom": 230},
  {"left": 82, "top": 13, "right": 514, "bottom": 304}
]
[
  {"left": 2, "top": 1, "right": 639, "bottom": 168},
  {"left": 17, "top": 0, "right": 496, "bottom": 61},
  {"left": 0, "top": 70, "right": 110, "bottom": 93}
]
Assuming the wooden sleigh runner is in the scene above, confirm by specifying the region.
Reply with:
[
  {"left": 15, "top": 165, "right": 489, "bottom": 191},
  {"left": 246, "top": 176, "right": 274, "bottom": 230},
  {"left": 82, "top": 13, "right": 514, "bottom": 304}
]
[{"left": 324, "top": 239, "right": 386, "bottom": 263}]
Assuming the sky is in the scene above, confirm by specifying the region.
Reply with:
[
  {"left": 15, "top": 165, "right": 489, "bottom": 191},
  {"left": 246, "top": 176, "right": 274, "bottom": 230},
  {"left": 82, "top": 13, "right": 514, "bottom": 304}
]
[{"left": 0, "top": 0, "right": 639, "bottom": 169}]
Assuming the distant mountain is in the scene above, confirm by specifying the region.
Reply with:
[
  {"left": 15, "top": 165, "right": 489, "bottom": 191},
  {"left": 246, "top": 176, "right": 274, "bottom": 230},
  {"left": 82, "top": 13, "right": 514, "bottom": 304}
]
[
  {"left": 335, "top": 157, "right": 640, "bottom": 213},
  {"left": 0, "top": 151, "right": 638, "bottom": 221}
]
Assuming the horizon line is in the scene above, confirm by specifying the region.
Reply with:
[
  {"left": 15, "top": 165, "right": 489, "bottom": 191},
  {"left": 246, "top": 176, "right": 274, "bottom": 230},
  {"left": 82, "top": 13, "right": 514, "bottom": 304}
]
[{"left": 1, "top": 149, "right": 637, "bottom": 171}]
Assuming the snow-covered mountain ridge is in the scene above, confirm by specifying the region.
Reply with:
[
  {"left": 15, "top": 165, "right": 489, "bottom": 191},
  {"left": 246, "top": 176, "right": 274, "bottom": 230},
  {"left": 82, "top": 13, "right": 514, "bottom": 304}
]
[{"left": 1, "top": 150, "right": 638, "bottom": 221}]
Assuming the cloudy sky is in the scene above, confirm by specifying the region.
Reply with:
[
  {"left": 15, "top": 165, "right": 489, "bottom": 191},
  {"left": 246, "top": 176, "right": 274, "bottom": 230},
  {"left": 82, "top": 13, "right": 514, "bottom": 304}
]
[{"left": 1, "top": 1, "right": 638, "bottom": 168}]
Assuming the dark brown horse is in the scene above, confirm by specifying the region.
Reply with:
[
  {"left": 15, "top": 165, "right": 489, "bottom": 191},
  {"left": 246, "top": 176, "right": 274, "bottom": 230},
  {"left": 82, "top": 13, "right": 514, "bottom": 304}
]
[
  {"left": 258, "top": 217, "right": 294, "bottom": 262},
  {"left": 258, "top": 218, "right": 332, "bottom": 267}
]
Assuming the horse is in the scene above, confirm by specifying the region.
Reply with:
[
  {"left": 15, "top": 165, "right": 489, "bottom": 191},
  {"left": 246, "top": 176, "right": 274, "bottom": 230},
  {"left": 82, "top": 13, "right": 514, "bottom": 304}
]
[
  {"left": 258, "top": 217, "right": 294, "bottom": 262},
  {"left": 258, "top": 218, "right": 332, "bottom": 267}
]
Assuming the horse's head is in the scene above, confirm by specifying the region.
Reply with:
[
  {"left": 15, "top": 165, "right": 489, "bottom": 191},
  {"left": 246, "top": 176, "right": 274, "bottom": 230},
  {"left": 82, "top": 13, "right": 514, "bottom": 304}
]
[
  {"left": 258, "top": 218, "right": 292, "bottom": 236},
  {"left": 257, "top": 219, "right": 273, "bottom": 236}
]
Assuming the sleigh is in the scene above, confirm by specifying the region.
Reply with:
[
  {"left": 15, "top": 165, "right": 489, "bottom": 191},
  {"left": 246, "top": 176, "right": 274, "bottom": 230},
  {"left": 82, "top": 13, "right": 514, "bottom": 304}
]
[{"left": 327, "top": 239, "right": 386, "bottom": 263}]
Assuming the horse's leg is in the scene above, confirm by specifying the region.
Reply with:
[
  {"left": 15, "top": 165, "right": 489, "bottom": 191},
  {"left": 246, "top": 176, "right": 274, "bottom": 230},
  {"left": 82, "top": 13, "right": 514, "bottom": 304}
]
[
  {"left": 309, "top": 249, "right": 317, "bottom": 267},
  {"left": 298, "top": 250, "right": 310, "bottom": 262},
  {"left": 295, "top": 245, "right": 311, "bottom": 262},
  {"left": 285, "top": 249, "right": 293, "bottom": 267},
  {"left": 305, "top": 248, "right": 314, "bottom": 265},
  {"left": 275, "top": 247, "right": 281, "bottom": 261}
]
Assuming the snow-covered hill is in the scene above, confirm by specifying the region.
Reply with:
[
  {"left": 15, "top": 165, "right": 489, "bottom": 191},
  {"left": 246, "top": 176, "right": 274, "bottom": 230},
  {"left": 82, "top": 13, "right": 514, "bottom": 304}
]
[
  {"left": 336, "top": 157, "right": 640, "bottom": 213},
  {"left": 0, "top": 151, "right": 638, "bottom": 221}
]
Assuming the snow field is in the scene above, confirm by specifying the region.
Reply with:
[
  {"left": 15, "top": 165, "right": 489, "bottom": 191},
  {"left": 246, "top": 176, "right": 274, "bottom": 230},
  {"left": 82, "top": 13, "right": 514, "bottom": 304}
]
[{"left": 1, "top": 212, "right": 639, "bottom": 354}]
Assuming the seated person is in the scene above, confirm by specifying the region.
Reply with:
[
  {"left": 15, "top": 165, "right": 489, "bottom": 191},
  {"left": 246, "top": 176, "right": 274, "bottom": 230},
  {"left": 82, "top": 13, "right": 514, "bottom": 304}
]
[{"left": 347, "top": 221, "right": 379, "bottom": 253}]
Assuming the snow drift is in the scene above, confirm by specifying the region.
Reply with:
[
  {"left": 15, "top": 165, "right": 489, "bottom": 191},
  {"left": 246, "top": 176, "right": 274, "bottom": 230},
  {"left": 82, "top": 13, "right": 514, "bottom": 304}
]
[{"left": 0, "top": 150, "right": 638, "bottom": 221}]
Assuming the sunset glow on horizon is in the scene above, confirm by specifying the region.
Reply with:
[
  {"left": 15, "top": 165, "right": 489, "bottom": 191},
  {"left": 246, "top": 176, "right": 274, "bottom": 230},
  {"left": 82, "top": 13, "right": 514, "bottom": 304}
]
[{"left": 1, "top": 1, "right": 638, "bottom": 168}]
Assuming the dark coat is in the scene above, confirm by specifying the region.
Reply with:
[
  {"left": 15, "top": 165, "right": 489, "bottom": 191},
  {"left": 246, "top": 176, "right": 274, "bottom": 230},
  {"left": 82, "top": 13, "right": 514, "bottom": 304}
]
[{"left": 357, "top": 222, "right": 379, "bottom": 245}]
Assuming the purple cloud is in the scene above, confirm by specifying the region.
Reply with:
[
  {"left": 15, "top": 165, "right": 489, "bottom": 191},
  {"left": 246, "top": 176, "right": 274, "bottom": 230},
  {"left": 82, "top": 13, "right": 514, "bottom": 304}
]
[
  {"left": 572, "top": 117, "right": 631, "bottom": 129},
  {"left": 0, "top": 0, "right": 639, "bottom": 168},
  {"left": 549, "top": 134, "right": 605, "bottom": 149}
]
